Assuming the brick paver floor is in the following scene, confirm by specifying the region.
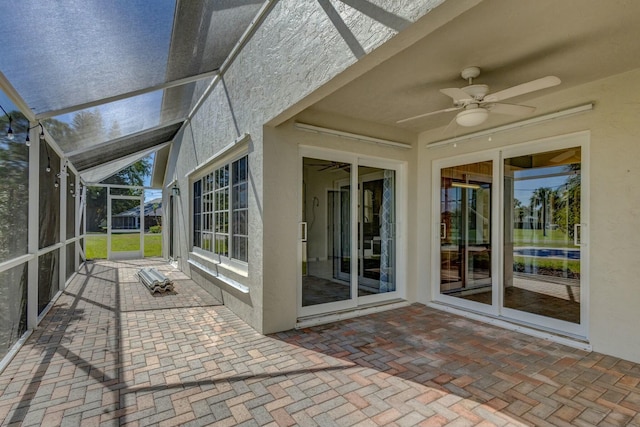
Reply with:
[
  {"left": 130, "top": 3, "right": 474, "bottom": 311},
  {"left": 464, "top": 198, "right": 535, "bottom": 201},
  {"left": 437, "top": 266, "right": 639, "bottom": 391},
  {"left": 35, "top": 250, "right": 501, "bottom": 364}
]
[{"left": 0, "top": 259, "right": 639, "bottom": 426}]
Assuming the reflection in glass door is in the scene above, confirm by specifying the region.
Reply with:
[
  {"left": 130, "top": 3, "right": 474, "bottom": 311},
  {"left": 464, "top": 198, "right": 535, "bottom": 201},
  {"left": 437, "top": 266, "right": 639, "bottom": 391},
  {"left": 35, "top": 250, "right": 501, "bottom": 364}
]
[
  {"left": 503, "top": 147, "right": 582, "bottom": 324},
  {"left": 440, "top": 161, "right": 492, "bottom": 304},
  {"left": 434, "top": 138, "right": 587, "bottom": 336},
  {"left": 301, "top": 157, "right": 353, "bottom": 309},
  {"left": 358, "top": 168, "right": 396, "bottom": 296},
  {"left": 300, "top": 156, "right": 399, "bottom": 315}
]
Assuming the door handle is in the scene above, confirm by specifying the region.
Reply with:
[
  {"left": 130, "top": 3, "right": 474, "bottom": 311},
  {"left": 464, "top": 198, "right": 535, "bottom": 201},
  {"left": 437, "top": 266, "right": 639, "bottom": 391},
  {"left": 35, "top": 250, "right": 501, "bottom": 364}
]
[
  {"left": 301, "top": 222, "right": 307, "bottom": 242},
  {"left": 440, "top": 222, "right": 446, "bottom": 240}
]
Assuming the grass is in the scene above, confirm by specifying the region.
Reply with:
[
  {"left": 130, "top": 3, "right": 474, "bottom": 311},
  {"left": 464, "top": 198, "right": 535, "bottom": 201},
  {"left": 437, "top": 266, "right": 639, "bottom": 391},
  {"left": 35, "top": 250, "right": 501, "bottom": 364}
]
[
  {"left": 85, "top": 233, "right": 162, "bottom": 259},
  {"left": 512, "top": 228, "right": 574, "bottom": 248}
]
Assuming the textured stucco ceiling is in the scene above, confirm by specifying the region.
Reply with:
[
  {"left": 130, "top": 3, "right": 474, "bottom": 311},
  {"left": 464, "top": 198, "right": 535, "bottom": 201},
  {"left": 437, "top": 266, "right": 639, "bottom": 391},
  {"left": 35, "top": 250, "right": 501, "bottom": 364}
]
[{"left": 307, "top": 0, "right": 640, "bottom": 133}]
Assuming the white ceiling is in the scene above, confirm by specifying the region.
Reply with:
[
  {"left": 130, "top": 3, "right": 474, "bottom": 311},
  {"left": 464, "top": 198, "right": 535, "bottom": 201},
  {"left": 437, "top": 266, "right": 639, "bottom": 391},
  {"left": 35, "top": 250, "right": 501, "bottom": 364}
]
[{"left": 307, "top": 0, "right": 640, "bottom": 133}]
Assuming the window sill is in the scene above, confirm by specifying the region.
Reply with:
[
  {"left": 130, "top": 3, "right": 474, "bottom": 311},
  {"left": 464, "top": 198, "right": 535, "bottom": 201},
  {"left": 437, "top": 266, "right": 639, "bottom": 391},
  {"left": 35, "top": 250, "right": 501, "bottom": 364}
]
[
  {"left": 189, "top": 250, "right": 248, "bottom": 277},
  {"left": 188, "top": 251, "right": 249, "bottom": 294},
  {"left": 188, "top": 258, "right": 249, "bottom": 294}
]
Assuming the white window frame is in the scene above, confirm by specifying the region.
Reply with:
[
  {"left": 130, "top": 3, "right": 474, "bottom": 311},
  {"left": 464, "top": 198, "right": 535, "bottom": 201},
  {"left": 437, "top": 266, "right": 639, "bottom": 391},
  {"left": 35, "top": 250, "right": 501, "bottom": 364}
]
[
  {"left": 190, "top": 150, "right": 249, "bottom": 272},
  {"left": 430, "top": 131, "right": 590, "bottom": 339}
]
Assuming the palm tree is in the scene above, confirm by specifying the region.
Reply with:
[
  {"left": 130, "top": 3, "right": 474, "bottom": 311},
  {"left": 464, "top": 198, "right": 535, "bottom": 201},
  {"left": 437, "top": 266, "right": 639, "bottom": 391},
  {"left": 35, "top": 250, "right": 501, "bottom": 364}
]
[
  {"left": 530, "top": 187, "right": 555, "bottom": 237},
  {"left": 553, "top": 164, "right": 581, "bottom": 239}
]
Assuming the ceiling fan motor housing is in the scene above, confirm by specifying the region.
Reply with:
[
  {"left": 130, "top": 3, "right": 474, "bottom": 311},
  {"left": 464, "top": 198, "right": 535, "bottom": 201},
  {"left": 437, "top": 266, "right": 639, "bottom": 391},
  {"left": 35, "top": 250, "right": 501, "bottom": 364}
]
[{"left": 462, "top": 84, "right": 489, "bottom": 99}]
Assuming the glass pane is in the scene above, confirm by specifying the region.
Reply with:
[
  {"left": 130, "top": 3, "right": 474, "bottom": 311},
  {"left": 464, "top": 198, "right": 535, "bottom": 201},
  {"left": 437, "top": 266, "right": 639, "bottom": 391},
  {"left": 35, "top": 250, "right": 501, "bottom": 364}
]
[
  {"left": 440, "top": 161, "right": 493, "bottom": 304},
  {"left": 233, "top": 211, "right": 248, "bottom": 235},
  {"left": 216, "top": 166, "right": 229, "bottom": 188},
  {"left": 215, "top": 235, "right": 228, "bottom": 257},
  {"left": 0, "top": 100, "right": 29, "bottom": 263},
  {"left": 504, "top": 147, "right": 581, "bottom": 323},
  {"left": 67, "top": 170, "right": 77, "bottom": 239},
  {"left": 233, "top": 236, "right": 247, "bottom": 262},
  {"left": 193, "top": 180, "right": 202, "bottom": 248},
  {"left": 233, "top": 183, "right": 248, "bottom": 209},
  {"left": 302, "top": 157, "right": 352, "bottom": 307},
  {"left": 38, "top": 249, "right": 60, "bottom": 314},
  {"left": 233, "top": 156, "right": 248, "bottom": 182},
  {"left": 0, "top": 263, "right": 28, "bottom": 361},
  {"left": 202, "top": 232, "right": 213, "bottom": 252},
  {"left": 358, "top": 167, "right": 395, "bottom": 295}
]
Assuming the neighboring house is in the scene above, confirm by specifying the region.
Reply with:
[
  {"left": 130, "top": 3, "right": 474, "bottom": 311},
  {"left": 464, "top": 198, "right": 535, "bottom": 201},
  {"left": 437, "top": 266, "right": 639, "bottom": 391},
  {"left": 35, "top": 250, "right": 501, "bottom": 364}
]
[{"left": 111, "top": 198, "right": 162, "bottom": 232}]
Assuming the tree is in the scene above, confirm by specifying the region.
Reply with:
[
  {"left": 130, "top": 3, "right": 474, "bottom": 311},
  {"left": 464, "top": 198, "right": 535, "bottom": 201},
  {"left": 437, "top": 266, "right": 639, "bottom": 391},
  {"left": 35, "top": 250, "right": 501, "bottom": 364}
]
[
  {"left": 530, "top": 187, "right": 556, "bottom": 237},
  {"left": 553, "top": 164, "right": 581, "bottom": 239}
]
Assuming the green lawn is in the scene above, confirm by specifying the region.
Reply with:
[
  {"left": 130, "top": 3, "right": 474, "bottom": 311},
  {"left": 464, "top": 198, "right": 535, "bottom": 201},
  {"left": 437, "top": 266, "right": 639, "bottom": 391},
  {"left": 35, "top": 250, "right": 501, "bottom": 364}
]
[
  {"left": 85, "top": 233, "right": 162, "bottom": 259},
  {"left": 512, "top": 228, "right": 574, "bottom": 248}
]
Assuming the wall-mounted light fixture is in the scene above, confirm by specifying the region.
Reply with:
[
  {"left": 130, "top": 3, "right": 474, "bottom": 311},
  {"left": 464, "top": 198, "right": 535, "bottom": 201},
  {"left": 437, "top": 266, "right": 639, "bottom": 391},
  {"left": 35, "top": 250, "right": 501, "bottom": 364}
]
[
  {"left": 0, "top": 104, "right": 14, "bottom": 140},
  {"left": 172, "top": 183, "right": 180, "bottom": 196}
]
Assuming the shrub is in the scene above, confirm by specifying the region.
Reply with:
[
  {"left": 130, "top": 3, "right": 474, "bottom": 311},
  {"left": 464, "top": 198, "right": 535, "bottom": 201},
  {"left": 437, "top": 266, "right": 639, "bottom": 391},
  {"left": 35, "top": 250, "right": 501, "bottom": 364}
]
[{"left": 149, "top": 225, "right": 162, "bottom": 234}]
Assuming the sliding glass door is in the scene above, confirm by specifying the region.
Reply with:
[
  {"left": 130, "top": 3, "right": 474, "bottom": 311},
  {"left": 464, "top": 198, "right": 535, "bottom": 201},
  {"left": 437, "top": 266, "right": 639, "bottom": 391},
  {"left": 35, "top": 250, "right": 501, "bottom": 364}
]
[
  {"left": 433, "top": 133, "right": 588, "bottom": 336},
  {"left": 502, "top": 143, "right": 585, "bottom": 332},
  {"left": 435, "top": 156, "right": 498, "bottom": 314},
  {"left": 300, "top": 150, "right": 402, "bottom": 317},
  {"left": 440, "top": 161, "right": 493, "bottom": 303}
]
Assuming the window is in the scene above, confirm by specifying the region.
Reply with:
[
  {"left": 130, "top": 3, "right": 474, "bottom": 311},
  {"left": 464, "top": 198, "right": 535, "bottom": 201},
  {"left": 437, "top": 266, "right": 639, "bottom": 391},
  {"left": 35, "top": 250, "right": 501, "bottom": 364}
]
[{"left": 193, "top": 156, "right": 248, "bottom": 263}]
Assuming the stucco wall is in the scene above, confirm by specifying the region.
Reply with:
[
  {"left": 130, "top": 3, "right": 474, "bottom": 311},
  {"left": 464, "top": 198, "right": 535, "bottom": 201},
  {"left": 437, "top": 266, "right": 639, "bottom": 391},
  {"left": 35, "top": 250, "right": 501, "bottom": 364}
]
[
  {"left": 166, "top": 0, "right": 450, "bottom": 333},
  {"left": 418, "top": 67, "right": 640, "bottom": 364}
]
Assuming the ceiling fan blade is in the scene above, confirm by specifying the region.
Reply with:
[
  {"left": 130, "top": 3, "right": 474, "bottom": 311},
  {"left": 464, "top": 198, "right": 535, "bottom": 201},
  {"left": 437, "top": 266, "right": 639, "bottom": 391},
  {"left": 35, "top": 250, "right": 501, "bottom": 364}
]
[
  {"left": 396, "top": 106, "right": 461, "bottom": 124},
  {"left": 440, "top": 87, "right": 471, "bottom": 101},
  {"left": 484, "top": 76, "right": 561, "bottom": 102},
  {"left": 486, "top": 102, "right": 536, "bottom": 116}
]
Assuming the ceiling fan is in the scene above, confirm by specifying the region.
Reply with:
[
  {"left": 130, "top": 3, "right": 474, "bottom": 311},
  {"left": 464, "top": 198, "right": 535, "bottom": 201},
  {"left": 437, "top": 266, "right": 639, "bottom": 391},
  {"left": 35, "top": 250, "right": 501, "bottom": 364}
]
[
  {"left": 305, "top": 161, "right": 351, "bottom": 172},
  {"left": 397, "top": 66, "right": 561, "bottom": 126}
]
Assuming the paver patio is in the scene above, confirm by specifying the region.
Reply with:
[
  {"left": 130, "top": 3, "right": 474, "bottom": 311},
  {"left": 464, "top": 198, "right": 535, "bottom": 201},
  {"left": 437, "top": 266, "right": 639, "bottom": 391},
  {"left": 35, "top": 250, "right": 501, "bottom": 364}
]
[{"left": 0, "top": 259, "right": 638, "bottom": 426}]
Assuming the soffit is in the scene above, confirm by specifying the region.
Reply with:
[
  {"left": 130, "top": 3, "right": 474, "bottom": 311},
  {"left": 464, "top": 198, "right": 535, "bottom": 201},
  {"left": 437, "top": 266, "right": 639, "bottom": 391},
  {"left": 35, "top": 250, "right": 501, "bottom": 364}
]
[{"left": 308, "top": 0, "right": 640, "bottom": 133}]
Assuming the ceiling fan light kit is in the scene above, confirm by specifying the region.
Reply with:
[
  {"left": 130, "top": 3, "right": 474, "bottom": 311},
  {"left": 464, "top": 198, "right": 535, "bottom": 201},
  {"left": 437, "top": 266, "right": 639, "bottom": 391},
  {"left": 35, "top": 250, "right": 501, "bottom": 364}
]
[
  {"left": 397, "top": 66, "right": 561, "bottom": 127},
  {"left": 456, "top": 107, "right": 489, "bottom": 127}
]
